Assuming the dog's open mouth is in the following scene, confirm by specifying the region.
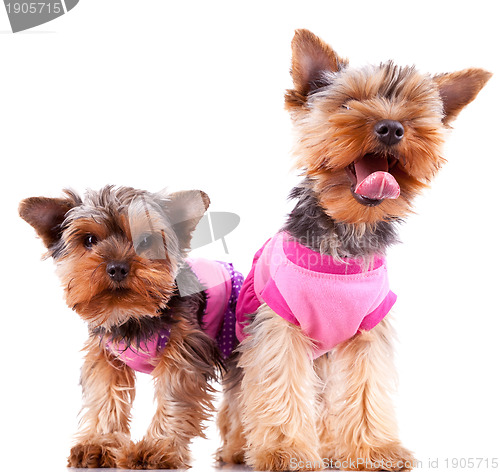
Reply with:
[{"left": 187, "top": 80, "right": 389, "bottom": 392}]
[{"left": 345, "top": 153, "right": 400, "bottom": 206}]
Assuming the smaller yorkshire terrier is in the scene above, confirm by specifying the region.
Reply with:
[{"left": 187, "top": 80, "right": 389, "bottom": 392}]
[
  {"left": 19, "top": 186, "right": 243, "bottom": 469},
  {"left": 217, "top": 30, "right": 491, "bottom": 471}
]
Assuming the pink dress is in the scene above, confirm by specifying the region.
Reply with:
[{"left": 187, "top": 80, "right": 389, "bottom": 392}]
[
  {"left": 105, "top": 259, "right": 243, "bottom": 374},
  {"left": 235, "top": 232, "right": 396, "bottom": 359}
]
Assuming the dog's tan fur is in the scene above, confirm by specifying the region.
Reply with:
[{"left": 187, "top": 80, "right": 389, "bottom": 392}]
[
  {"left": 237, "top": 304, "right": 322, "bottom": 471},
  {"left": 218, "top": 311, "right": 413, "bottom": 471},
  {"left": 67, "top": 336, "right": 136, "bottom": 467},
  {"left": 217, "top": 360, "right": 246, "bottom": 465},
  {"left": 218, "top": 29, "right": 490, "bottom": 472},
  {"left": 326, "top": 317, "right": 414, "bottom": 471},
  {"left": 19, "top": 186, "right": 223, "bottom": 469},
  {"left": 118, "top": 316, "right": 217, "bottom": 469}
]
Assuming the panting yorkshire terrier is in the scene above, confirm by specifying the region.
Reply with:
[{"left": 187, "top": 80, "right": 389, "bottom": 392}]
[
  {"left": 19, "top": 186, "right": 243, "bottom": 469},
  {"left": 217, "top": 30, "right": 491, "bottom": 471}
]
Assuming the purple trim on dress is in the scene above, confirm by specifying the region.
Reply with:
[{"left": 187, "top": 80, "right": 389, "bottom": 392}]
[
  {"left": 157, "top": 327, "right": 172, "bottom": 352},
  {"left": 215, "top": 261, "right": 243, "bottom": 359}
]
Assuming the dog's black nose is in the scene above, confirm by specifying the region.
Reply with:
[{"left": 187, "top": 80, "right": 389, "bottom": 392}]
[
  {"left": 374, "top": 120, "right": 404, "bottom": 146},
  {"left": 106, "top": 261, "right": 130, "bottom": 282}
]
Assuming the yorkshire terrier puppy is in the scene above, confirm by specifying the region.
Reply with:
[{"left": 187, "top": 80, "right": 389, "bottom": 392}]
[
  {"left": 19, "top": 186, "right": 242, "bottom": 469},
  {"left": 217, "top": 30, "right": 491, "bottom": 471}
]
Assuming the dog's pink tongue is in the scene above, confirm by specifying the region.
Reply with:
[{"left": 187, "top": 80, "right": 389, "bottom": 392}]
[
  {"left": 355, "top": 172, "right": 400, "bottom": 200},
  {"left": 354, "top": 156, "right": 400, "bottom": 200}
]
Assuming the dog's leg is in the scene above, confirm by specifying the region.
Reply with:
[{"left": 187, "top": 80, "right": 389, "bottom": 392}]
[
  {"left": 216, "top": 354, "right": 246, "bottom": 464},
  {"left": 119, "top": 317, "right": 217, "bottom": 469},
  {"left": 68, "top": 336, "right": 136, "bottom": 468},
  {"left": 314, "top": 353, "right": 337, "bottom": 461},
  {"left": 239, "top": 304, "right": 323, "bottom": 471},
  {"left": 330, "top": 316, "right": 415, "bottom": 471}
]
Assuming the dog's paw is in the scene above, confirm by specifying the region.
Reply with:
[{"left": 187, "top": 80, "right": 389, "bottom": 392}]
[
  {"left": 248, "top": 447, "right": 323, "bottom": 471},
  {"left": 333, "top": 443, "right": 416, "bottom": 471},
  {"left": 117, "top": 438, "right": 190, "bottom": 469},
  {"left": 216, "top": 444, "right": 246, "bottom": 465},
  {"left": 67, "top": 433, "right": 131, "bottom": 468}
]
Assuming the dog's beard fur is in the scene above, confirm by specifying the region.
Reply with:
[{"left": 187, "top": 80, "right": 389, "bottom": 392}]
[
  {"left": 90, "top": 264, "right": 207, "bottom": 349},
  {"left": 56, "top": 253, "right": 177, "bottom": 332}
]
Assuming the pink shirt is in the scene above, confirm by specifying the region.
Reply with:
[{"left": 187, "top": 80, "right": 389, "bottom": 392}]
[
  {"left": 105, "top": 259, "right": 242, "bottom": 374},
  {"left": 235, "top": 232, "right": 396, "bottom": 359}
]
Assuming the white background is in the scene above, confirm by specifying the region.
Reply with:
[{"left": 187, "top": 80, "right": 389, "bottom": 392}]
[{"left": 1, "top": 1, "right": 499, "bottom": 470}]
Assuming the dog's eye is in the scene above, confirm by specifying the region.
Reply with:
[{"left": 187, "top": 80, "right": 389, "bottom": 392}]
[
  {"left": 83, "top": 234, "right": 98, "bottom": 249},
  {"left": 136, "top": 234, "right": 154, "bottom": 253},
  {"left": 342, "top": 103, "right": 351, "bottom": 110}
]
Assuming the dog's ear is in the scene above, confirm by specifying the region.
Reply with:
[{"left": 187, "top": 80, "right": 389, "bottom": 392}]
[
  {"left": 434, "top": 68, "right": 492, "bottom": 124},
  {"left": 167, "top": 190, "right": 210, "bottom": 250},
  {"left": 285, "top": 29, "right": 347, "bottom": 109},
  {"left": 19, "top": 191, "right": 79, "bottom": 249}
]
